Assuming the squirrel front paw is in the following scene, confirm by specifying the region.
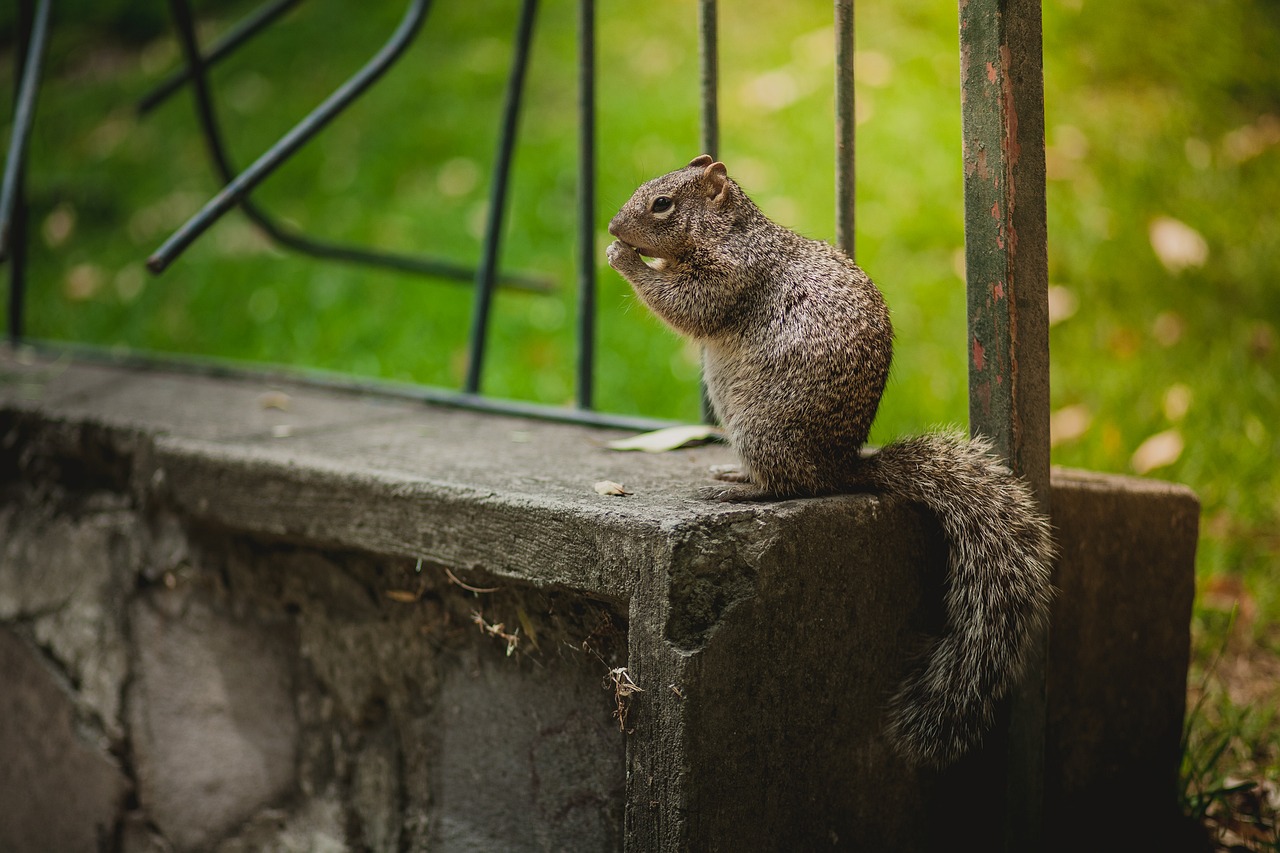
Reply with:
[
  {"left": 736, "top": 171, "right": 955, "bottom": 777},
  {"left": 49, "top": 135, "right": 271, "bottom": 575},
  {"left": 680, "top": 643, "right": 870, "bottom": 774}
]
[{"left": 606, "top": 239, "right": 640, "bottom": 271}]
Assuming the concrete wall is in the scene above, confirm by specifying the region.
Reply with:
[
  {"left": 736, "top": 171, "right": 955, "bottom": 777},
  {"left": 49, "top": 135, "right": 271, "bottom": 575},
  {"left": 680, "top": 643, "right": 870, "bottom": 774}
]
[{"left": 0, "top": 351, "right": 1200, "bottom": 851}]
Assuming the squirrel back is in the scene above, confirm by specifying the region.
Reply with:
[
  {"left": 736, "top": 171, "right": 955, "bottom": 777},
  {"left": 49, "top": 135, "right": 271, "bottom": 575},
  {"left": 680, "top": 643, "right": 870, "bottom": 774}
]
[{"left": 606, "top": 155, "right": 1055, "bottom": 767}]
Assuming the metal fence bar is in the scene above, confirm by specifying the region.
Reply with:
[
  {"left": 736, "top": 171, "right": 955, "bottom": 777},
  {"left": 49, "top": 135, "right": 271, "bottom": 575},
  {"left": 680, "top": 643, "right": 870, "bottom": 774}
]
[
  {"left": 137, "top": 0, "right": 303, "bottom": 115},
  {"left": 961, "top": 0, "right": 1051, "bottom": 488},
  {"left": 463, "top": 0, "right": 538, "bottom": 394},
  {"left": 1, "top": 0, "right": 50, "bottom": 343},
  {"left": 147, "top": 0, "right": 431, "bottom": 274},
  {"left": 698, "top": 0, "right": 719, "bottom": 160},
  {"left": 153, "top": 0, "right": 549, "bottom": 292},
  {"left": 30, "top": 339, "right": 678, "bottom": 434},
  {"left": 575, "top": 0, "right": 596, "bottom": 410},
  {"left": 954, "top": 0, "right": 1051, "bottom": 847},
  {"left": 834, "top": 0, "right": 855, "bottom": 257},
  {"left": 0, "top": 0, "right": 48, "bottom": 261},
  {"left": 697, "top": 0, "right": 719, "bottom": 425}
]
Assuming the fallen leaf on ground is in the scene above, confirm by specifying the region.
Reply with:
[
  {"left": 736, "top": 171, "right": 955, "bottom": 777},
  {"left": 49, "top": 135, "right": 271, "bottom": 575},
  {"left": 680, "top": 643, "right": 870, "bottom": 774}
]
[
  {"left": 604, "top": 424, "right": 724, "bottom": 453},
  {"left": 1131, "top": 428, "right": 1184, "bottom": 474},
  {"left": 258, "top": 390, "right": 292, "bottom": 411},
  {"left": 1152, "top": 311, "right": 1185, "bottom": 347},
  {"left": 1149, "top": 216, "right": 1208, "bottom": 273},
  {"left": 1050, "top": 404, "right": 1092, "bottom": 446},
  {"left": 1047, "top": 285, "right": 1078, "bottom": 326},
  {"left": 1162, "top": 384, "right": 1192, "bottom": 421}
]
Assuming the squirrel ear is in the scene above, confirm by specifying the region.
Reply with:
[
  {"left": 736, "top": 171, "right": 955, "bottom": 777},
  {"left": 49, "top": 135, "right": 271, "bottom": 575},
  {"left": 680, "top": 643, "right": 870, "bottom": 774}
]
[
  {"left": 687, "top": 154, "right": 714, "bottom": 168},
  {"left": 703, "top": 161, "right": 729, "bottom": 202}
]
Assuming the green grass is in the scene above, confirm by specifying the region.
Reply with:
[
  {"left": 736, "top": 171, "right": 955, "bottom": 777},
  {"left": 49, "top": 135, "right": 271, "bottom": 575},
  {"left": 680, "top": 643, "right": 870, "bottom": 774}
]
[{"left": 4, "top": 0, "right": 1279, "bottom": 839}]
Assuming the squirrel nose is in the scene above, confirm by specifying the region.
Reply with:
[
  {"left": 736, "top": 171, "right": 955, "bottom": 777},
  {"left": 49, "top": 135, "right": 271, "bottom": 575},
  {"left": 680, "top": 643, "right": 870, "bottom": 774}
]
[{"left": 607, "top": 218, "right": 621, "bottom": 238}]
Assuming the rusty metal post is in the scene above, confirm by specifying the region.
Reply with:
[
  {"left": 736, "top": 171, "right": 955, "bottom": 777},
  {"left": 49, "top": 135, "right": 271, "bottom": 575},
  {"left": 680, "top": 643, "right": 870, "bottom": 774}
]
[
  {"left": 834, "top": 0, "right": 855, "bottom": 258},
  {"left": 955, "top": 0, "right": 1050, "bottom": 847}
]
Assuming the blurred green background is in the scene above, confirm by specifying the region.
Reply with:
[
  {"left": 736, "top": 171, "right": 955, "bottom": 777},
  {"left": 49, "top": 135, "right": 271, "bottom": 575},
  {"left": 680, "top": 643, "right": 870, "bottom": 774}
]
[{"left": 3, "top": 0, "right": 1278, "bottom": 812}]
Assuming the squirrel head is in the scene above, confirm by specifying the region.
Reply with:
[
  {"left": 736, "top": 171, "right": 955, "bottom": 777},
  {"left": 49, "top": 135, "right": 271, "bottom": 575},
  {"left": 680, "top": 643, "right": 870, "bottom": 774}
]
[{"left": 608, "top": 154, "right": 747, "bottom": 261}]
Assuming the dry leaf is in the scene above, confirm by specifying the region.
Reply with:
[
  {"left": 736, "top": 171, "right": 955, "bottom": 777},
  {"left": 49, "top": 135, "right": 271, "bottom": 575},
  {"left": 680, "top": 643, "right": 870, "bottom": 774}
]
[
  {"left": 64, "top": 263, "right": 104, "bottom": 301},
  {"left": 258, "top": 391, "right": 292, "bottom": 411},
  {"left": 1131, "top": 429, "right": 1184, "bottom": 474},
  {"left": 1148, "top": 216, "right": 1208, "bottom": 273},
  {"left": 594, "top": 480, "right": 633, "bottom": 496},
  {"left": 1047, "top": 285, "right": 1078, "bottom": 326},
  {"left": 42, "top": 203, "right": 76, "bottom": 248},
  {"left": 516, "top": 605, "right": 539, "bottom": 651},
  {"left": 1222, "top": 114, "right": 1280, "bottom": 163},
  {"left": 1049, "top": 404, "right": 1092, "bottom": 447},
  {"left": 385, "top": 589, "right": 420, "bottom": 603},
  {"left": 1152, "top": 312, "right": 1185, "bottom": 347},
  {"left": 608, "top": 667, "right": 643, "bottom": 697},
  {"left": 1249, "top": 322, "right": 1276, "bottom": 360},
  {"left": 606, "top": 667, "right": 644, "bottom": 732},
  {"left": 1162, "top": 384, "right": 1192, "bottom": 421},
  {"left": 604, "top": 424, "right": 723, "bottom": 453},
  {"left": 1200, "top": 573, "right": 1252, "bottom": 617}
]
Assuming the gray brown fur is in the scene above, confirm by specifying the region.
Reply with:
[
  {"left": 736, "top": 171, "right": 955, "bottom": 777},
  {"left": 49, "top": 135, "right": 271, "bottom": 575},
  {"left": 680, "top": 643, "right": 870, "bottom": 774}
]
[{"left": 606, "top": 155, "right": 1055, "bottom": 767}]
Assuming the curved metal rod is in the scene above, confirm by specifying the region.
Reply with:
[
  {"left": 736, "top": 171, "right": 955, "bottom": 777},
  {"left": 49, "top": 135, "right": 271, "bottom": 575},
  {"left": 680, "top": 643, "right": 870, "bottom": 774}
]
[
  {"left": 138, "top": 0, "right": 303, "bottom": 116},
  {"left": 149, "top": 0, "right": 550, "bottom": 292},
  {"left": 2, "top": 0, "right": 51, "bottom": 343},
  {"left": 0, "top": 0, "right": 51, "bottom": 262},
  {"left": 149, "top": 0, "right": 426, "bottom": 273}
]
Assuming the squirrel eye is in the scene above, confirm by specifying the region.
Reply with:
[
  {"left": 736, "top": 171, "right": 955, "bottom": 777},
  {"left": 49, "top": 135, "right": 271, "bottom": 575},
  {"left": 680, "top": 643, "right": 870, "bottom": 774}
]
[{"left": 651, "top": 196, "right": 674, "bottom": 214}]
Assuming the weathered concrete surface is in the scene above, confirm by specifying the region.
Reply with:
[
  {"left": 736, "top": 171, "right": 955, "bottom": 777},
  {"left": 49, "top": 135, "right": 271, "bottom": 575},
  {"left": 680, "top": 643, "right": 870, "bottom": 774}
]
[
  {"left": 1046, "top": 468, "right": 1201, "bottom": 850},
  {"left": 0, "top": 627, "right": 129, "bottom": 853},
  {"left": 128, "top": 587, "right": 300, "bottom": 851},
  {"left": 640, "top": 499, "right": 949, "bottom": 851},
  {"left": 0, "top": 488, "right": 137, "bottom": 740},
  {"left": 432, "top": 648, "right": 625, "bottom": 851},
  {"left": 0, "top": 349, "right": 1201, "bottom": 851}
]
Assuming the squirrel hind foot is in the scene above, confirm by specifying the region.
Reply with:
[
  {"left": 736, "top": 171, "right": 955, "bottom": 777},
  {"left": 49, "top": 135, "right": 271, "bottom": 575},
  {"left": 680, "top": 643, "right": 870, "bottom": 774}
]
[{"left": 696, "top": 483, "right": 779, "bottom": 502}]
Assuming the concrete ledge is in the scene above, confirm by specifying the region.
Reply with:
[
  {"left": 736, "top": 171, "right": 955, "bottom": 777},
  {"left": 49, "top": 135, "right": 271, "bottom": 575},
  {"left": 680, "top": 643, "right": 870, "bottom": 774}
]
[{"left": 0, "top": 349, "right": 1200, "bottom": 851}]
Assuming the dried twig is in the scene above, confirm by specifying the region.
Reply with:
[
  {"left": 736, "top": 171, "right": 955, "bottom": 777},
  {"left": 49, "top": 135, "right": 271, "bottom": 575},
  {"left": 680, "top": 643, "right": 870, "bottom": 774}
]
[
  {"left": 471, "top": 610, "right": 520, "bottom": 656},
  {"left": 606, "top": 666, "right": 643, "bottom": 732},
  {"left": 385, "top": 579, "right": 426, "bottom": 603},
  {"left": 446, "top": 566, "right": 500, "bottom": 594}
]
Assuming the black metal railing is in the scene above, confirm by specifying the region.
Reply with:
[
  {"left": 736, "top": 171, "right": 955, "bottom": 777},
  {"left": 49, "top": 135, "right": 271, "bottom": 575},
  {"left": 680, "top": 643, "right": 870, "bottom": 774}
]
[
  {"left": 1, "top": 0, "right": 51, "bottom": 344},
  {"left": 1, "top": 0, "right": 1051, "bottom": 844},
  {"left": 2, "top": 0, "right": 715, "bottom": 429},
  {"left": 0, "top": 0, "right": 1044, "bottom": 464}
]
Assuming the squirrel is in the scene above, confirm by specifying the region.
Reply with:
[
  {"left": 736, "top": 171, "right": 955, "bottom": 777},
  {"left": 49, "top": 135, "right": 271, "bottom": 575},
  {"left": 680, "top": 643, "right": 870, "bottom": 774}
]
[{"left": 605, "top": 154, "right": 1056, "bottom": 768}]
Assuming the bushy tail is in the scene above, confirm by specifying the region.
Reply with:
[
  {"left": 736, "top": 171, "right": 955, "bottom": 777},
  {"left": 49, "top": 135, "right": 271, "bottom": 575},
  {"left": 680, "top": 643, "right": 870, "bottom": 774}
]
[{"left": 859, "top": 432, "right": 1056, "bottom": 768}]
